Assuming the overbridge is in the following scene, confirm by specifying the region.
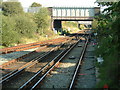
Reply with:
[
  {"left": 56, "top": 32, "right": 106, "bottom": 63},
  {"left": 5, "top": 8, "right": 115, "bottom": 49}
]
[{"left": 48, "top": 7, "right": 100, "bottom": 29}]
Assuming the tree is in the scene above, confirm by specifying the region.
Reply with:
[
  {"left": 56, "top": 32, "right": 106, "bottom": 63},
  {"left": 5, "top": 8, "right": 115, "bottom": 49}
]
[
  {"left": 30, "top": 2, "right": 42, "bottom": 7},
  {"left": 94, "top": 1, "right": 120, "bottom": 88},
  {"left": 2, "top": 15, "right": 20, "bottom": 46},
  {"left": 2, "top": 2, "right": 23, "bottom": 16},
  {"left": 13, "top": 14, "right": 37, "bottom": 38},
  {"left": 34, "top": 7, "right": 50, "bottom": 34}
]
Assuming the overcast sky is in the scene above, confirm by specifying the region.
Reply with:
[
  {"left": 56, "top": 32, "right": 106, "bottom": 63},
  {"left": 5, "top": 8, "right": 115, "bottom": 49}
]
[{"left": 4, "top": 0, "right": 99, "bottom": 7}]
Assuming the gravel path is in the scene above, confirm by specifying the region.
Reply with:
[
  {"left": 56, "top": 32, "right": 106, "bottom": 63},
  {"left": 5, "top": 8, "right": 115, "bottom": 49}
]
[{"left": 40, "top": 41, "right": 85, "bottom": 88}]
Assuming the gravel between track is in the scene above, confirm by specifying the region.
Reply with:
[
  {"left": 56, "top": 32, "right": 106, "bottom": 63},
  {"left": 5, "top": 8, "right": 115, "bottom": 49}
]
[
  {"left": 0, "top": 48, "right": 39, "bottom": 65},
  {"left": 40, "top": 41, "right": 85, "bottom": 88},
  {"left": 2, "top": 49, "right": 63, "bottom": 88},
  {"left": 1, "top": 46, "right": 53, "bottom": 76},
  {"left": 2, "top": 40, "right": 76, "bottom": 89},
  {"left": 37, "top": 40, "right": 96, "bottom": 89},
  {"left": 75, "top": 42, "right": 96, "bottom": 88}
]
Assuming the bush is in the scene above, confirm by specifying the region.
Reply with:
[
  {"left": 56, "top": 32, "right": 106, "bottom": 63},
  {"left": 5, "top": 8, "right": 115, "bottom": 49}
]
[
  {"left": 92, "top": 19, "right": 98, "bottom": 29},
  {"left": 13, "top": 14, "right": 37, "bottom": 38},
  {"left": 2, "top": 2, "right": 24, "bottom": 16},
  {"left": 34, "top": 7, "right": 51, "bottom": 34},
  {"left": 1, "top": 14, "right": 37, "bottom": 46},
  {"left": 95, "top": 2, "right": 119, "bottom": 88},
  {"left": 2, "top": 15, "right": 20, "bottom": 46},
  {"left": 30, "top": 2, "right": 42, "bottom": 7}
]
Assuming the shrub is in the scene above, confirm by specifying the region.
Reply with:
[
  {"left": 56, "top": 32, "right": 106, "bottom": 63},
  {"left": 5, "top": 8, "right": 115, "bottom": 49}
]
[
  {"left": 95, "top": 2, "right": 119, "bottom": 88},
  {"left": 2, "top": 15, "right": 20, "bottom": 46},
  {"left": 2, "top": 2, "right": 24, "bottom": 16},
  {"left": 92, "top": 19, "right": 98, "bottom": 29},
  {"left": 34, "top": 7, "right": 51, "bottom": 34},
  {"left": 13, "top": 14, "right": 37, "bottom": 38},
  {"left": 2, "top": 14, "right": 37, "bottom": 46},
  {"left": 30, "top": 2, "right": 42, "bottom": 7}
]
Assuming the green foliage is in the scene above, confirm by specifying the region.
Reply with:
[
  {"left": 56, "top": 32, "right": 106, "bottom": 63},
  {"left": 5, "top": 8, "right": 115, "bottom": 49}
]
[
  {"left": 61, "top": 29, "right": 70, "bottom": 35},
  {"left": 1, "top": 14, "right": 37, "bottom": 46},
  {"left": 34, "top": 7, "right": 50, "bottom": 34},
  {"left": 13, "top": 14, "right": 37, "bottom": 38},
  {"left": 63, "top": 21, "right": 77, "bottom": 27},
  {"left": 30, "top": 2, "right": 42, "bottom": 7},
  {"left": 95, "top": 1, "right": 120, "bottom": 88},
  {"left": 1, "top": 15, "right": 20, "bottom": 46},
  {"left": 2, "top": 2, "right": 23, "bottom": 16},
  {"left": 62, "top": 21, "right": 80, "bottom": 33},
  {"left": 92, "top": 19, "right": 98, "bottom": 29},
  {"left": 57, "top": 28, "right": 70, "bottom": 35},
  {"left": 1, "top": 4, "right": 54, "bottom": 47},
  {"left": 0, "top": 1, "right": 2, "bottom": 8}
]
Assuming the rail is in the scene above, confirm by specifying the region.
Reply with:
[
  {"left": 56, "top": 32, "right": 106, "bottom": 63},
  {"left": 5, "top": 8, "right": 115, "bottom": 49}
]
[
  {"left": 0, "top": 46, "right": 58, "bottom": 84},
  {"left": 68, "top": 35, "right": 89, "bottom": 90},
  {"left": 18, "top": 40, "right": 79, "bottom": 90},
  {"left": 0, "top": 37, "right": 69, "bottom": 54}
]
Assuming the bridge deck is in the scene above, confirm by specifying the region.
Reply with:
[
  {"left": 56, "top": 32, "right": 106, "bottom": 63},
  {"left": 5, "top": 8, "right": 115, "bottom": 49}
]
[{"left": 52, "top": 16, "right": 94, "bottom": 21}]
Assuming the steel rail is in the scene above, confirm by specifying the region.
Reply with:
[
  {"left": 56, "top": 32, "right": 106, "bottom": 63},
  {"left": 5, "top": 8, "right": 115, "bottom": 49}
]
[
  {"left": 18, "top": 48, "right": 68, "bottom": 90},
  {"left": 68, "top": 36, "right": 89, "bottom": 90},
  {"left": 29, "top": 40, "right": 79, "bottom": 90},
  {"left": 0, "top": 47, "right": 56, "bottom": 84},
  {"left": 1, "top": 46, "right": 47, "bottom": 68},
  {"left": 18, "top": 43, "right": 74, "bottom": 89},
  {"left": 0, "top": 69, "right": 18, "bottom": 80},
  {"left": 0, "top": 37, "right": 69, "bottom": 54}
]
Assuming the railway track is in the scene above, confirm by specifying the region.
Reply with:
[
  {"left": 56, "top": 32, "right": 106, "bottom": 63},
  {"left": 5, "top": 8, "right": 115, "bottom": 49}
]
[
  {"left": 19, "top": 35, "right": 91, "bottom": 90},
  {"left": 1, "top": 44, "right": 64, "bottom": 79},
  {"left": 34, "top": 34, "right": 96, "bottom": 89},
  {"left": 0, "top": 37, "right": 70, "bottom": 54},
  {"left": 1, "top": 39, "right": 77, "bottom": 89},
  {"left": 1, "top": 32, "right": 95, "bottom": 89},
  {"left": 16, "top": 36, "right": 89, "bottom": 89},
  {"left": 18, "top": 41, "right": 79, "bottom": 89},
  {"left": 0, "top": 37, "right": 72, "bottom": 72},
  {"left": 69, "top": 35, "right": 89, "bottom": 89},
  {"left": 1, "top": 45, "right": 55, "bottom": 76},
  {"left": 0, "top": 47, "right": 56, "bottom": 84}
]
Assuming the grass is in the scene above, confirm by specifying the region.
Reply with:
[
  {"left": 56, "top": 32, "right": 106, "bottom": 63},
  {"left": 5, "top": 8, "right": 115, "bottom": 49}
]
[
  {"left": 0, "top": 46, "right": 5, "bottom": 49},
  {"left": 14, "top": 34, "right": 59, "bottom": 45},
  {"left": 62, "top": 21, "right": 87, "bottom": 34}
]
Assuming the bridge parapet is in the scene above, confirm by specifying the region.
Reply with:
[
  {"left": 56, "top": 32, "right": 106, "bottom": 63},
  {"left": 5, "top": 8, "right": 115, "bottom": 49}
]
[{"left": 49, "top": 7, "right": 100, "bottom": 20}]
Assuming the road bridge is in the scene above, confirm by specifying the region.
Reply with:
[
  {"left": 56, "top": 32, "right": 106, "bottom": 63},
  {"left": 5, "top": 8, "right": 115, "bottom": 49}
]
[{"left": 48, "top": 7, "right": 100, "bottom": 30}]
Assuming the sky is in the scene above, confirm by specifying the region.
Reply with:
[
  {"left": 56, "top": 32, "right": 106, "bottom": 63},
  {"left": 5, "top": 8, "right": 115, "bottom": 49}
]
[{"left": 4, "top": 0, "right": 99, "bottom": 7}]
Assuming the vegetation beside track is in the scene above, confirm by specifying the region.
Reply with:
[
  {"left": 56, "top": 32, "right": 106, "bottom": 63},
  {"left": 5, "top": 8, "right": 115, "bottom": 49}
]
[
  {"left": 93, "top": 2, "right": 119, "bottom": 88},
  {"left": 1, "top": 1, "right": 56, "bottom": 47},
  {"left": 62, "top": 21, "right": 85, "bottom": 34}
]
